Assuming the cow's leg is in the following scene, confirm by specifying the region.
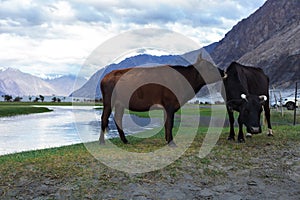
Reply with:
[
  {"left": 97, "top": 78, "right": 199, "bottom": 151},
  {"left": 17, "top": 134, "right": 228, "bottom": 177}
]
[
  {"left": 264, "top": 104, "right": 273, "bottom": 136},
  {"left": 114, "top": 104, "right": 128, "bottom": 144},
  {"left": 237, "top": 116, "right": 245, "bottom": 143},
  {"left": 100, "top": 105, "right": 112, "bottom": 145},
  {"left": 164, "top": 109, "right": 176, "bottom": 147},
  {"left": 227, "top": 109, "right": 235, "bottom": 141}
]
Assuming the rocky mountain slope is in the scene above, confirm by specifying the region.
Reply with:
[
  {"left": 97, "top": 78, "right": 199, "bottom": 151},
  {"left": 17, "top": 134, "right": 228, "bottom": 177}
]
[
  {"left": 0, "top": 68, "right": 56, "bottom": 96},
  {"left": 72, "top": 0, "right": 299, "bottom": 99},
  {"left": 0, "top": 68, "right": 86, "bottom": 96},
  {"left": 210, "top": 0, "right": 300, "bottom": 88}
]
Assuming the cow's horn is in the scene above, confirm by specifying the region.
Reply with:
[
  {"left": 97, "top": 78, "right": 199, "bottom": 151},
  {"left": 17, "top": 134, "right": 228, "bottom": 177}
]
[
  {"left": 241, "top": 94, "right": 247, "bottom": 100},
  {"left": 259, "top": 95, "right": 267, "bottom": 101}
]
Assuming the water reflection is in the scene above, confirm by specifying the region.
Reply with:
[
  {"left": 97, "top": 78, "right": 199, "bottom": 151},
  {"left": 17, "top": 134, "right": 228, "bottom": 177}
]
[{"left": 0, "top": 106, "right": 161, "bottom": 155}]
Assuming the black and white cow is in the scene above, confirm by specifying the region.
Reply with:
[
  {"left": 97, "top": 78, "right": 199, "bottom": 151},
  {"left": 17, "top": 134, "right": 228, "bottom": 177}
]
[{"left": 221, "top": 62, "right": 273, "bottom": 142}]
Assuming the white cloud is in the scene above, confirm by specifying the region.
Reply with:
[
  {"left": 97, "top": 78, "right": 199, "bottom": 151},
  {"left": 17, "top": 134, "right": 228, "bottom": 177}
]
[
  {"left": 0, "top": 0, "right": 266, "bottom": 78},
  {"left": 45, "top": 1, "right": 76, "bottom": 21}
]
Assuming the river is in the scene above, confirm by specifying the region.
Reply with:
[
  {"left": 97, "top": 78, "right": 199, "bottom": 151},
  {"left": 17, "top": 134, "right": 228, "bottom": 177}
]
[{"left": 0, "top": 106, "right": 161, "bottom": 155}]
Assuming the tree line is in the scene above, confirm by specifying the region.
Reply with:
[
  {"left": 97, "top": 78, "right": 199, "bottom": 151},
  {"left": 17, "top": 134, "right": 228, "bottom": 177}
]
[{"left": 1, "top": 95, "right": 65, "bottom": 102}]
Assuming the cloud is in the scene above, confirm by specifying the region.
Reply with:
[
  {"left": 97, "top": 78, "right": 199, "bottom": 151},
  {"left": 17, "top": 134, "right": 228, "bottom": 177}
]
[{"left": 0, "top": 0, "right": 266, "bottom": 78}]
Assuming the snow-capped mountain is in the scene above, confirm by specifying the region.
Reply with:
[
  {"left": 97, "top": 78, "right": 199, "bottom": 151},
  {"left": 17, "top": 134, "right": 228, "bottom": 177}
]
[
  {"left": 0, "top": 68, "right": 87, "bottom": 96},
  {"left": 45, "top": 75, "right": 87, "bottom": 96},
  {"left": 0, "top": 68, "right": 57, "bottom": 96}
]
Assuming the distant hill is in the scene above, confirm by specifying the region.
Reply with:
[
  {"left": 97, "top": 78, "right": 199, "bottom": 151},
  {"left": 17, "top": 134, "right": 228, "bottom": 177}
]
[
  {"left": 45, "top": 75, "right": 87, "bottom": 96},
  {"left": 210, "top": 0, "right": 300, "bottom": 88},
  {"left": 0, "top": 68, "right": 56, "bottom": 96},
  {"left": 0, "top": 68, "right": 87, "bottom": 96}
]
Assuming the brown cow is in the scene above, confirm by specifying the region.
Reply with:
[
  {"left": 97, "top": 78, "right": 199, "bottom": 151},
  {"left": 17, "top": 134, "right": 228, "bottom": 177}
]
[{"left": 99, "top": 54, "right": 222, "bottom": 146}]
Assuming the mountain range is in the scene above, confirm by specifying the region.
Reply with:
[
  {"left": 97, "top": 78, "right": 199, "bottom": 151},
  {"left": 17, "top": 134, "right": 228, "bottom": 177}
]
[
  {"left": 70, "top": 54, "right": 193, "bottom": 99},
  {"left": 2, "top": 0, "right": 298, "bottom": 98},
  {"left": 210, "top": 0, "right": 300, "bottom": 88},
  {"left": 72, "top": 0, "right": 299, "bottom": 99},
  {"left": 0, "top": 68, "right": 86, "bottom": 96}
]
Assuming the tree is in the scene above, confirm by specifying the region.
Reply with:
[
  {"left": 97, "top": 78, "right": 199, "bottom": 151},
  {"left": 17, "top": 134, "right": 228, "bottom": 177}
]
[
  {"left": 2, "top": 95, "right": 12, "bottom": 102},
  {"left": 33, "top": 97, "right": 40, "bottom": 102},
  {"left": 51, "top": 97, "right": 57, "bottom": 102},
  {"left": 57, "top": 98, "right": 61, "bottom": 103},
  {"left": 39, "top": 95, "right": 45, "bottom": 102},
  {"left": 13, "top": 96, "right": 22, "bottom": 102},
  {"left": 28, "top": 96, "right": 32, "bottom": 102}
]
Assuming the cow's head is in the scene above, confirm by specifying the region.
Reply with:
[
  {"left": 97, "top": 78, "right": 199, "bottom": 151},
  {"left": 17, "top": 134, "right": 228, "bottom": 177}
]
[{"left": 227, "top": 94, "right": 267, "bottom": 134}]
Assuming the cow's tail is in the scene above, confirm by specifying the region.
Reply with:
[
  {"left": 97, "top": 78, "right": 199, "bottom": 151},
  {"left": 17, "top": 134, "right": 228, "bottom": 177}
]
[
  {"left": 264, "top": 113, "right": 267, "bottom": 127},
  {"left": 262, "top": 106, "right": 267, "bottom": 127}
]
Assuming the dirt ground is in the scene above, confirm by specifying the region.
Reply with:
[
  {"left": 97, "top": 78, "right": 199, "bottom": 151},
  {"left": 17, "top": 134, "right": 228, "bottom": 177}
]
[
  {"left": 94, "top": 140, "right": 300, "bottom": 200},
  {"left": 1, "top": 132, "right": 299, "bottom": 200}
]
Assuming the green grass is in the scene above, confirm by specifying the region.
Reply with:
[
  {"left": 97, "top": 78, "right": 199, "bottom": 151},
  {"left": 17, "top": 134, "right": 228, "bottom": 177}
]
[
  {"left": 127, "top": 105, "right": 299, "bottom": 126},
  {"left": 127, "top": 104, "right": 226, "bottom": 118},
  {"left": 0, "top": 104, "right": 299, "bottom": 199},
  {"left": 0, "top": 106, "right": 52, "bottom": 117},
  {"left": 0, "top": 101, "right": 103, "bottom": 117},
  {"left": 0, "top": 101, "right": 72, "bottom": 106},
  {"left": 0, "top": 101, "right": 103, "bottom": 106},
  {"left": 0, "top": 123, "right": 299, "bottom": 182},
  {"left": 271, "top": 109, "right": 299, "bottom": 124}
]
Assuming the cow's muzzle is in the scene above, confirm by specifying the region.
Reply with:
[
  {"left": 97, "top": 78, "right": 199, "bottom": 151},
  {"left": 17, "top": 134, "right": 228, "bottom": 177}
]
[{"left": 249, "top": 126, "right": 261, "bottom": 134}]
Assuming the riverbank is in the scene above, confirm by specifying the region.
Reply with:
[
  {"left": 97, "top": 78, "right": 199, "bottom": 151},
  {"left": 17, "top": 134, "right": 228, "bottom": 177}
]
[
  {"left": 1, "top": 123, "right": 299, "bottom": 199},
  {"left": 0, "top": 105, "right": 52, "bottom": 117},
  {"left": 0, "top": 102, "right": 103, "bottom": 117}
]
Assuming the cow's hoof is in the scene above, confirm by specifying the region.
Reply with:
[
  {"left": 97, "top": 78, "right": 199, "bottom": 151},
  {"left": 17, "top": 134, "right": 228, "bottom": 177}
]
[
  {"left": 246, "top": 133, "right": 252, "bottom": 138},
  {"left": 238, "top": 138, "right": 245, "bottom": 143},
  {"left": 228, "top": 137, "right": 235, "bottom": 141},
  {"left": 99, "top": 140, "right": 105, "bottom": 145},
  {"left": 122, "top": 139, "right": 129, "bottom": 144},
  {"left": 267, "top": 133, "right": 274, "bottom": 137},
  {"left": 168, "top": 141, "right": 177, "bottom": 147}
]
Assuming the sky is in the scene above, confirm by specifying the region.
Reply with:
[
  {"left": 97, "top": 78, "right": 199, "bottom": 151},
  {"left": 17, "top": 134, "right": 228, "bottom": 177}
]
[{"left": 0, "top": 0, "right": 266, "bottom": 78}]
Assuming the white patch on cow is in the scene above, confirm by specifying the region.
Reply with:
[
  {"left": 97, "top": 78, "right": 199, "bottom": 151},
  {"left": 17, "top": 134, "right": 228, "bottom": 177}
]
[
  {"left": 263, "top": 96, "right": 267, "bottom": 101},
  {"left": 223, "top": 72, "right": 228, "bottom": 79},
  {"left": 246, "top": 133, "right": 252, "bottom": 138},
  {"left": 241, "top": 94, "right": 247, "bottom": 100},
  {"left": 259, "top": 95, "right": 267, "bottom": 101},
  {"left": 268, "top": 129, "right": 274, "bottom": 136},
  {"left": 151, "top": 104, "right": 164, "bottom": 109}
]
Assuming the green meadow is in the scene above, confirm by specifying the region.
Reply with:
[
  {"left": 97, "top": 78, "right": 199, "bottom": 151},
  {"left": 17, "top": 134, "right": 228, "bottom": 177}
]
[{"left": 0, "top": 103, "right": 299, "bottom": 199}]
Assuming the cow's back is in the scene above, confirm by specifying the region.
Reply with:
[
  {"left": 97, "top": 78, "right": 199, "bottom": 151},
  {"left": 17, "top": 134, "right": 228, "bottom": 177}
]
[
  {"left": 223, "top": 62, "right": 269, "bottom": 100},
  {"left": 237, "top": 64, "right": 269, "bottom": 96}
]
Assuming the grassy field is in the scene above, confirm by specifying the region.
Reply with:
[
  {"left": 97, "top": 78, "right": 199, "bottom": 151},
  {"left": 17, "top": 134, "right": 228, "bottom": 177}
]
[
  {"left": 0, "top": 105, "right": 299, "bottom": 199},
  {"left": 0, "top": 105, "right": 52, "bottom": 117},
  {"left": 0, "top": 101, "right": 103, "bottom": 117},
  {"left": 127, "top": 104, "right": 223, "bottom": 118},
  {"left": 0, "top": 101, "right": 73, "bottom": 106}
]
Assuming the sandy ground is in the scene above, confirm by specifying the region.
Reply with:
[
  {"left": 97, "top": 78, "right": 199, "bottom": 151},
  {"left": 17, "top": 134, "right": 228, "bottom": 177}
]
[
  {"left": 1, "top": 136, "right": 299, "bottom": 200},
  {"left": 97, "top": 142, "right": 300, "bottom": 200}
]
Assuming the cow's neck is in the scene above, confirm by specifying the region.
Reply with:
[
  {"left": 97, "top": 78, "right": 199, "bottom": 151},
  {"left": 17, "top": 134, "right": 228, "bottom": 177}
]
[
  {"left": 171, "top": 61, "right": 221, "bottom": 101},
  {"left": 180, "top": 65, "right": 206, "bottom": 94}
]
